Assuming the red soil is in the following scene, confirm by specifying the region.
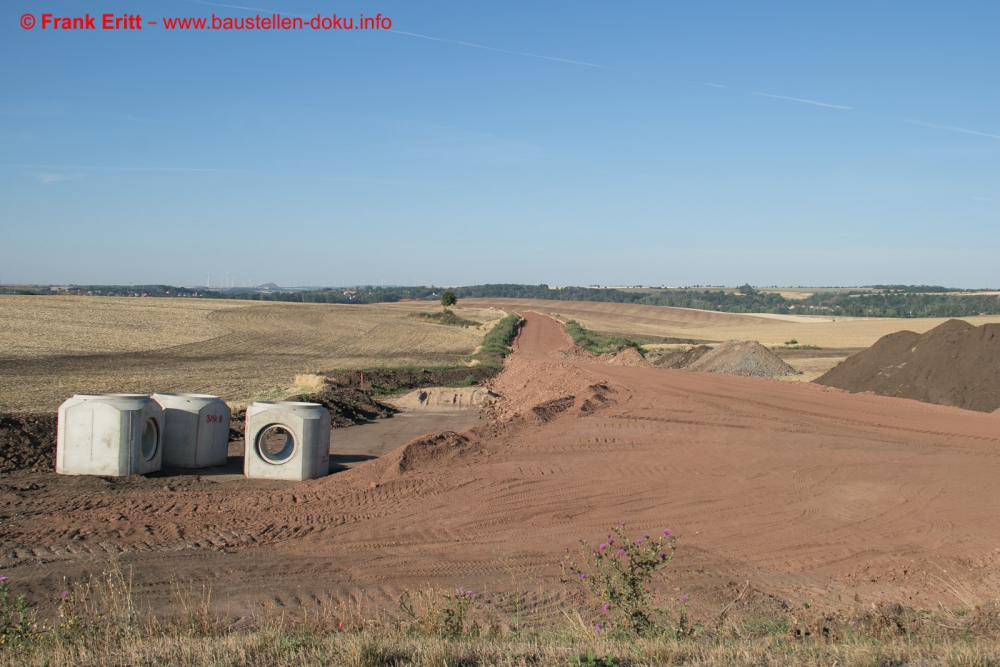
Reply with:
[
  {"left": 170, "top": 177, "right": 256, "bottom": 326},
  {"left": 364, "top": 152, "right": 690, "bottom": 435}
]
[{"left": 4, "top": 312, "right": 1000, "bottom": 622}]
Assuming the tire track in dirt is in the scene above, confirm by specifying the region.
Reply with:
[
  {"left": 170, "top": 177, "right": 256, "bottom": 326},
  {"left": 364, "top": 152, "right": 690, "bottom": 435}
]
[{"left": 7, "top": 311, "right": 1000, "bottom": 618}]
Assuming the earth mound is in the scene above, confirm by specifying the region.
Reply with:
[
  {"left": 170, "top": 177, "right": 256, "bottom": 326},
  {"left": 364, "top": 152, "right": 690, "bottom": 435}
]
[
  {"left": 814, "top": 319, "right": 1000, "bottom": 412},
  {"left": 0, "top": 413, "right": 57, "bottom": 473},
  {"left": 382, "top": 431, "right": 480, "bottom": 476},
  {"left": 651, "top": 345, "right": 713, "bottom": 369},
  {"left": 687, "top": 340, "right": 798, "bottom": 377},
  {"left": 602, "top": 346, "right": 652, "bottom": 367}
]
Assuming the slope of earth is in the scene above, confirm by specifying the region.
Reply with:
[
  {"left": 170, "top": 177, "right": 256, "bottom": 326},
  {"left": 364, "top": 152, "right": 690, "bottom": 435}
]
[
  {"left": 4, "top": 313, "right": 1000, "bottom": 623},
  {"left": 814, "top": 319, "right": 1000, "bottom": 412},
  {"left": 0, "top": 297, "right": 487, "bottom": 412},
  {"left": 686, "top": 340, "right": 798, "bottom": 377}
]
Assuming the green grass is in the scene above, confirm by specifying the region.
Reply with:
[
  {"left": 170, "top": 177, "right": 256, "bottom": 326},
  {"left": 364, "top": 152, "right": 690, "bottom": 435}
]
[
  {"left": 564, "top": 321, "right": 646, "bottom": 355},
  {"left": 468, "top": 314, "right": 523, "bottom": 367}
]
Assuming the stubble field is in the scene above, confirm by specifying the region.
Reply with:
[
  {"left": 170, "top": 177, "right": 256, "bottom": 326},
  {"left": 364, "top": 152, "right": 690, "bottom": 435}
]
[{"left": 0, "top": 296, "right": 501, "bottom": 412}]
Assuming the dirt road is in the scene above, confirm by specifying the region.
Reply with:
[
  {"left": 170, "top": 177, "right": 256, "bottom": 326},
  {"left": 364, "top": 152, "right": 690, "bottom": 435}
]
[{"left": 3, "top": 312, "right": 1000, "bottom": 622}]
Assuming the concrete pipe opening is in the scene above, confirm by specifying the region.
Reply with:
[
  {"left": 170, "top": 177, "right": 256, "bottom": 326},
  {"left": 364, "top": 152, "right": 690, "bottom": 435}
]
[
  {"left": 257, "top": 425, "right": 296, "bottom": 464},
  {"left": 140, "top": 418, "right": 159, "bottom": 461}
]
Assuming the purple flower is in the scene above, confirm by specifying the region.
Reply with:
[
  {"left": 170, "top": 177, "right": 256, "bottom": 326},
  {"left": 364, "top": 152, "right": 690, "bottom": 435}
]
[
  {"left": 634, "top": 540, "right": 642, "bottom": 545},
  {"left": 603, "top": 603, "right": 610, "bottom": 611},
  {"left": 850, "top": 621, "right": 856, "bottom": 626},
  {"left": 61, "top": 591, "right": 69, "bottom": 598},
  {"left": 659, "top": 552, "right": 666, "bottom": 559},
  {"left": 663, "top": 529, "right": 670, "bottom": 536},
  {"left": 579, "top": 573, "right": 586, "bottom": 580},
  {"left": 643, "top": 534, "right": 649, "bottom": 539},
  {"left": 599, "top": 543, "right": 607, "bottom": 551},
  {"left": 617, "top": 549, "right": 626, "bottom": 556},
  {"left": 621, "top": 522, "right": 626, "bottom": 526},
  {"left": 595, "top": 622, "right": 603, "bottom": 632},
  {"left": 0, "top": 577, "right": 7, "bottom": 583},
  {"left": 681, "top": 595, "right": 688, "bottom": 602},
  {"left": 608, "top": 539, "right": 614, "bottom": 546}
]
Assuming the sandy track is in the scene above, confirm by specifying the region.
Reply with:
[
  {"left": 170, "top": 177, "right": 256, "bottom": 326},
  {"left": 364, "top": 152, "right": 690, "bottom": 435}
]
[
  {"left": 4, "top": 313, "right": 1000, "bottom": 619},
  {"left": 0, "top": 298, "right": 486, "bottom": 411}
]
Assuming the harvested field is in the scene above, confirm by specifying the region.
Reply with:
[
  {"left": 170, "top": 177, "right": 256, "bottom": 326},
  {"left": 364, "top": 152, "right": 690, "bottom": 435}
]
[
  {"left": 815, "top": 319, "right": 1000, "bottom": 412},
  {"left": 0, "top": 296, "right": 492, "bottom": 412},
  {"left": 4, "top": 313, "right": 1000, "bottom": 628},
  {"left": 461, "top": 297, "right": 1000, "bottom": 348}
]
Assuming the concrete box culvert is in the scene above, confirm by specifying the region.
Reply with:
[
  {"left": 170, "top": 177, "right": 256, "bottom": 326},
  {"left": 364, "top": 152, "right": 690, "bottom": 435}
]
[
  {"left": 244, "top": 401, "right": 330, "bottom": 481},
  {"left": 153, "top": 393, "right": 231, "bottom": 469},
  {"left": 56, "top": 394, "right": 163, "bottom": 477}
]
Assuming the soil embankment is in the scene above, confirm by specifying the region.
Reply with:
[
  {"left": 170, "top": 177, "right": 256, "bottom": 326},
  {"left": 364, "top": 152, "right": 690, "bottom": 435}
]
[
  {"left": 814, "top": 319, "right": 1000, "bottom": 412},
  {"left": 5, "top": 312, "right": 1000, "bottom": 624}
]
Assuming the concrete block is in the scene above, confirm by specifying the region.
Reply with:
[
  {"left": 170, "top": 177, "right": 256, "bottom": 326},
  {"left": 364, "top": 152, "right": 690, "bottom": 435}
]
[
  {"left": 56, "top": 394, "right": 162, "bottom": 476},
  {"left": 244, "top": 402, "right": 330, "bottom": 481},
  {"left": 153, "top": 393, "right": 231, "bottom": 469}
]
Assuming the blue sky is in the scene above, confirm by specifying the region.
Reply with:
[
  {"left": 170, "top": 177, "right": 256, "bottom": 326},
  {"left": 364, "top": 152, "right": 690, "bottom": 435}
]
[{"left": 2, "top": 1, "right": 998, "bottom": 287}]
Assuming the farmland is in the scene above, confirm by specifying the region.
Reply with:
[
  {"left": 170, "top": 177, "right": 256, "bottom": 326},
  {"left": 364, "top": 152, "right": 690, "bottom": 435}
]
[{"left": 0, "top": 296, "right": 502, "bottom": 412}]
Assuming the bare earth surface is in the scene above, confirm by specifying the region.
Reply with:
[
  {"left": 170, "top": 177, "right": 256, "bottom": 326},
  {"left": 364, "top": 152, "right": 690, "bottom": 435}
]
[
  {"left": 0, "top": 297, "right": 490, "bottom": 412},
  {"left": 4, "top": 313, "right": 1000, "bottom": 624}
]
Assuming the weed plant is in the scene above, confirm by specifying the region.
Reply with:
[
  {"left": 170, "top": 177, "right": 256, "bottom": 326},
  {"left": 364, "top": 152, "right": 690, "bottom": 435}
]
[{"left": 562, "top": 524, "right": 677, "bottom": 636}]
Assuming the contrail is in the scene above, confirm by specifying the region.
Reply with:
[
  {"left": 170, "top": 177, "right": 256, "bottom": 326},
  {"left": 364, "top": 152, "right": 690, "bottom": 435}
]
[
  {"left": 750, "top": 92, "right": 851, "bottom": 110},
  {"left": 0, "top": 163, "right": 248, "bottom": 173},
  {"left": 905, "top": 119, "right": 1000, "bottom": 140}
]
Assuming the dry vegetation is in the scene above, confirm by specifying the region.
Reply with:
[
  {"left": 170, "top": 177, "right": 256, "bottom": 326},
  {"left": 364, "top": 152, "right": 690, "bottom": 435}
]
[{"left": 0, "top": 296, "right": 496, "bottom": 412}]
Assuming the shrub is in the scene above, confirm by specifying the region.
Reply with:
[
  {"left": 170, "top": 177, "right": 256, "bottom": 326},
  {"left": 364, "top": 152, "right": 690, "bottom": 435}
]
[
  {"left": 441, "top": 291, "right": 457, "bottom": 308},
  {"left": 562, "top": 524, "right": 676, "bottom": 636}
]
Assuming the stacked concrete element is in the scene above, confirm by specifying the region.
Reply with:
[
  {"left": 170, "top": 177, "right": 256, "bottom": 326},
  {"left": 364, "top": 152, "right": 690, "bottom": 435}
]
[
  {"left": 244, "top": 401, "right": 330, "bottom": 481},
  {"left": 56, "top": 394, "right": 163, "bottom": 476},
  {"left": 153, "top": 393, "right": 231, "bottom": 468}
]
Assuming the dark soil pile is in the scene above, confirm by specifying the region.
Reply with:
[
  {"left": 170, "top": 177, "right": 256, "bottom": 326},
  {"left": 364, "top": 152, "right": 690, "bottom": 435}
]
[
  {"left": 814, "top": 319, "right": 1000, "bottom": 412},
  {"left": 326, "top": 367, "right": 500, "bottom": 393},
  {"left": 0, "top": 413, "right": 58, "bottom": 473},
  {"left": 687, "top": 340, "right": 799, "bottom": 378},
  {"left": 229, "top": 387, "right": 396, "bottom": 440}
]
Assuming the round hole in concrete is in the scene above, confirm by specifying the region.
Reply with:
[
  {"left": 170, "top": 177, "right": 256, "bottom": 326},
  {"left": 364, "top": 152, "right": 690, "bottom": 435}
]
[
  {"left": 140, "top": 418, "right": 159, "bottom": 461},
  {"left": 257, "top": 425, "right": 295, "bottom": 464}
]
